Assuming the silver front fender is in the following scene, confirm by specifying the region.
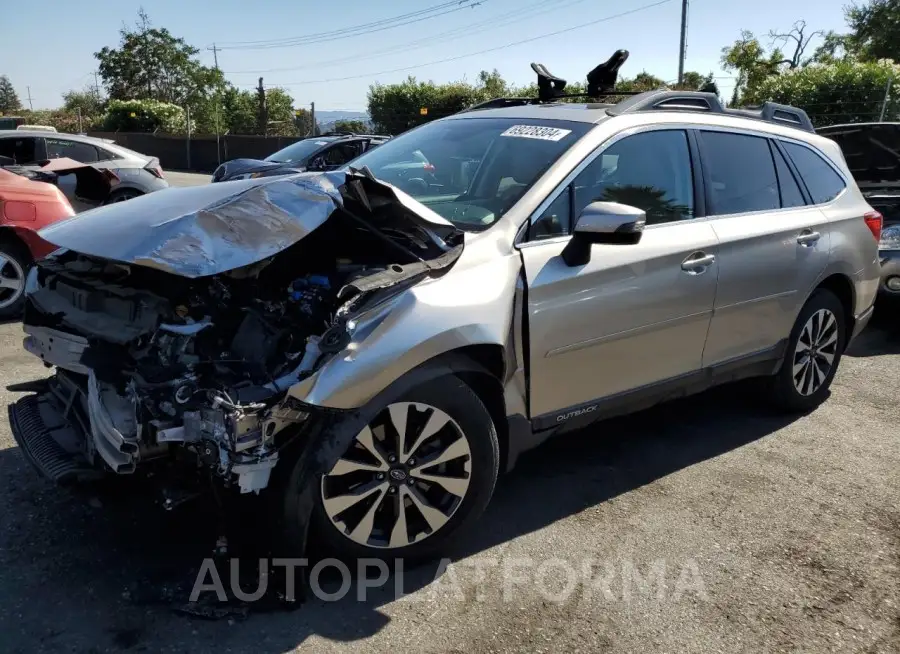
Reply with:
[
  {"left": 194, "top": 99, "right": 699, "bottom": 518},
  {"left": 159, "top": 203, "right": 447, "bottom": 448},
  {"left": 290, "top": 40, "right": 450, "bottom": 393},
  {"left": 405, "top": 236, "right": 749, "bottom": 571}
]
[{"left": 288, "top": 245, "right": 522, "bottom": 410}]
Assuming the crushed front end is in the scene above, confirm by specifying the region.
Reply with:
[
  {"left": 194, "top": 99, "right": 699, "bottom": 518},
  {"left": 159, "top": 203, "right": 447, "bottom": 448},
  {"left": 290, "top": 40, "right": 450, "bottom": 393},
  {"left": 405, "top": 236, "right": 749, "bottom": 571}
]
[{"left": 8, "top": 170, "right": 463, "bottom": 496}]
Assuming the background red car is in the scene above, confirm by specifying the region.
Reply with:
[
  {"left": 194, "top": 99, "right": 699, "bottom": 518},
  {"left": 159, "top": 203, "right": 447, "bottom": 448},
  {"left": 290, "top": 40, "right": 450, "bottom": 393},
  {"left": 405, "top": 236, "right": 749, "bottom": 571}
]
[{"left": 0, "top": 167, "right": 74, "bottom": 318}]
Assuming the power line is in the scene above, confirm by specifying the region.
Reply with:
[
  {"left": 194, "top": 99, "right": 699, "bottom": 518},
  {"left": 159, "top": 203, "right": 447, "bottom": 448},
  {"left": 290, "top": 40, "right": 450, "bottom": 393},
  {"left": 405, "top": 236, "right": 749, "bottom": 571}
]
[
  {"left": 214, "top": 0, "right": 462, "bottom": 47},
  {"left": 264, "top": 0, "right": 674, "bottom": 87},
  {"left": 216, "top": 1, "right": 485, "bottom": 50},
  {"left": 224, "top": 0, "right": 590, "bottom": 75}
]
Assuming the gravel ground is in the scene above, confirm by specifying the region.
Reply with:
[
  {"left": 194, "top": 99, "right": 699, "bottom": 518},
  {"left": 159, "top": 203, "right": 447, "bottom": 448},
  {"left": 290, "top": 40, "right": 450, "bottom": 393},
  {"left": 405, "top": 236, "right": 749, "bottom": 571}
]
[{"left": 0, "top": 302, "right": 898, "bottom": 654}]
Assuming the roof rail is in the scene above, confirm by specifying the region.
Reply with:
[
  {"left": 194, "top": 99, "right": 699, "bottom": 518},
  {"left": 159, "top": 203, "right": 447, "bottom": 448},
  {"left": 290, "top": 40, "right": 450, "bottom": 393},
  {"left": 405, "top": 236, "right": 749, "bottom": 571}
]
[{"left": 607, "top": 89, "right": 815, "bottom": 132}]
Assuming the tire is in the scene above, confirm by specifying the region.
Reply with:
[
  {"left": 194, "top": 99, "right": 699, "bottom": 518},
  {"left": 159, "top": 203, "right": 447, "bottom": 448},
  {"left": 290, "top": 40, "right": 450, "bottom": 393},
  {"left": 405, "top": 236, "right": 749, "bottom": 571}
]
[
  {"left": 105, "top": 188, "right": 143, "bottom": 204},
  {"left": 764, "top": 288, "right": 846, "bottom": 413},
  {"left": 0, "top": 240, "right": 31, "bottom": 320},
  {"left": 290, "top": 375, "right": 500, "bottom": 562}
]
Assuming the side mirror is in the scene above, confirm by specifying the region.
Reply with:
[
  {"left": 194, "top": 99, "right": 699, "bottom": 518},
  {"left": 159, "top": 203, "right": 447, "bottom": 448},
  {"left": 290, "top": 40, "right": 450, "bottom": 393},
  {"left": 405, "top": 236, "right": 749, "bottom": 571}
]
[{"left": 561, "top": 201, "right": 646, "bottom": 267}]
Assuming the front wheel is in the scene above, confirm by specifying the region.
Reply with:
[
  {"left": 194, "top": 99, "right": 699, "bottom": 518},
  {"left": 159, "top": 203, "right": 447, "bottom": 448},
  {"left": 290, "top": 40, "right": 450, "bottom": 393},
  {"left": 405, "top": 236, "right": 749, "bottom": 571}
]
[
  {"left": 301, "top": 375, "right": 500, "bottom": 561},
  {"left": 0, "top": 241, "right": 31, "bottom": 319},
  {"left": 764, "top": 288, "right": 846, "bottom": 412}
]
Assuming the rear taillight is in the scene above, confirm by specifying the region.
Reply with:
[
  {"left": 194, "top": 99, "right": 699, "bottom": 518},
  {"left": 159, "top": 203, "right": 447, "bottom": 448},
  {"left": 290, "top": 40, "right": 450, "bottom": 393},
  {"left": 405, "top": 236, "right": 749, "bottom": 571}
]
[
  {"left": 147, "top": 164, "right": 165, "bottom": 179},
  {"left": 864, "top": 210, "right": 883, "bottom": 241}
]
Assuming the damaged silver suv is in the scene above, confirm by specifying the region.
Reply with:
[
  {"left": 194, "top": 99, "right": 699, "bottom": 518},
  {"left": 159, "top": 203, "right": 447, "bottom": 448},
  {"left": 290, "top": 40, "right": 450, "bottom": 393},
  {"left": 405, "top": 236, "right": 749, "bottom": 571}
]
[{"left": 8, "top": 57, "right": 881, "bottom": 560}]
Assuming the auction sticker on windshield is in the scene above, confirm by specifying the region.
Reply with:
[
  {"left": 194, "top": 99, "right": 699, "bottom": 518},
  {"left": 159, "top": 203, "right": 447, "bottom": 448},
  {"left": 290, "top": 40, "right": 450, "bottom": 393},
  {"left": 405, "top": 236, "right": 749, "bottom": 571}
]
[{"left": 500, "top": 125, "right": 572, "bottom": 141}]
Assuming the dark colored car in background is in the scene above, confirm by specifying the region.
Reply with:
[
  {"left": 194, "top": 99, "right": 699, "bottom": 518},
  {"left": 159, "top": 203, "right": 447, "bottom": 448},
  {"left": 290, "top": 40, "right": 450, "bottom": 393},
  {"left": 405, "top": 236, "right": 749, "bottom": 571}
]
[
  {"left": 211, "top": 133, "right": 389, "bottom": 182},
  {"left": 818, "top": 122, "right": 900, "bottom": 300}
]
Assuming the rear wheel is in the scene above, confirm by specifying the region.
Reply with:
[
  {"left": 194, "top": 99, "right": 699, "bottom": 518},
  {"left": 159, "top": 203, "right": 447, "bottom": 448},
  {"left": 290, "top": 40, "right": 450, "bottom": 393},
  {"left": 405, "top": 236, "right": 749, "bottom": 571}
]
[
  {"left": 299, "top": 375, "right": 500, "bottom": 561},
  {"left": 0, "top": 240, "right": 31, "bottom": 319},
  {"left": 105, "top": 188, "right": 143, "bottom": 204},
  {"left": 764, "top": 288, "right": 845, "bottom": 412}
]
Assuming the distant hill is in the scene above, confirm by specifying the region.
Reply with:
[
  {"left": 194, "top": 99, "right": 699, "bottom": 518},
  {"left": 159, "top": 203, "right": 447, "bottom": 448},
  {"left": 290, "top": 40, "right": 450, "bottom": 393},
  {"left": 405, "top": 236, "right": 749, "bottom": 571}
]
[{"left": 313, "top": 110, "right": 369, "bottom": 123}]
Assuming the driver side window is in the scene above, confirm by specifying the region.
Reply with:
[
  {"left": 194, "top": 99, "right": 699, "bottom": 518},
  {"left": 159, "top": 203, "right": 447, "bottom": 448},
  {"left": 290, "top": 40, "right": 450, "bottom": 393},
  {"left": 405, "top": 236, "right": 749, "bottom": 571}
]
[
  {"left": 323, "top": 142, "right": 362, "bottom": 166},
  {"left": 530, "top": 129, "right": 695, "bottom": 240}
]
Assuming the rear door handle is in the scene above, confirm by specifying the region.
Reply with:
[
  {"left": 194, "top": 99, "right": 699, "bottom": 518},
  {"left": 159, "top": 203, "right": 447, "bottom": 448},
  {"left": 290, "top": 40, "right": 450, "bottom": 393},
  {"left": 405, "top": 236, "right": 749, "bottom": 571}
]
[
  {"left": 681, "top": 252, "right": 715, "bottom": 274},
  {"left": 797, "top": 230, "right": 821, "bottom": 246}
]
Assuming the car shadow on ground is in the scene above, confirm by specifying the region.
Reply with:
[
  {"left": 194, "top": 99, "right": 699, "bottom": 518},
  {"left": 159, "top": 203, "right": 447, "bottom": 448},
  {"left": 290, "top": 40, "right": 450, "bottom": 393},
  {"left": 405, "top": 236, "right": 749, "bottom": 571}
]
[
  {"left": 0, "top": 315, "right": 895, "bottom": 653},
  {"left": 845, "top": 300, "right": 900, "bottom": 357}
]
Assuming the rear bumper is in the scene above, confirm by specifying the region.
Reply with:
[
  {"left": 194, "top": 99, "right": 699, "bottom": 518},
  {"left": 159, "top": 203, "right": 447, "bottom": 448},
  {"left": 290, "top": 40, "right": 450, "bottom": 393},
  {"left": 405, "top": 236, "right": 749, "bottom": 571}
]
[{"left": 878, "top": 250, "right": 900, "bottom": 296}]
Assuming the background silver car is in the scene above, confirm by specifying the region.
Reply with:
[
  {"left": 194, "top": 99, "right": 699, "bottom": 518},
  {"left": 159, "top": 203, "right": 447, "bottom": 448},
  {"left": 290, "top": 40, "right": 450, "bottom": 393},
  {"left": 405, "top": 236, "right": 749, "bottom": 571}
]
[{"left": 0, "top": 130, "right": 168, "bottom": 207}]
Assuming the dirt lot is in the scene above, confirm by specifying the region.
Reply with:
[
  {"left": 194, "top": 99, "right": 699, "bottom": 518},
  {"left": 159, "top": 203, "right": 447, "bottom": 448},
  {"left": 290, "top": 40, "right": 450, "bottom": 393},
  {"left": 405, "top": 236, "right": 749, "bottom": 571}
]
[{"left": 0, "top": 305, "right": 898, "bottom": 654}]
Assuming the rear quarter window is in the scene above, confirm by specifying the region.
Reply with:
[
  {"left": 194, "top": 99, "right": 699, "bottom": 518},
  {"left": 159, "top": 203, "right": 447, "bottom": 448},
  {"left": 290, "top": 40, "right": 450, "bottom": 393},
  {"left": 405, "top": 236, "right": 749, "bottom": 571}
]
[{"left": 782, "top": 142, "right": 847, "bottom": 205}]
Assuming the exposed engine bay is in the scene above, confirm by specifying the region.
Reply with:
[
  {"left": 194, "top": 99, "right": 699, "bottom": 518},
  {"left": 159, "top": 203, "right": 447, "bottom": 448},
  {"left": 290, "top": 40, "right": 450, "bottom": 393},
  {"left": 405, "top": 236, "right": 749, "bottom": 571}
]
[{"left": 13, "top": 170, "right": 464, "bottom": 494}]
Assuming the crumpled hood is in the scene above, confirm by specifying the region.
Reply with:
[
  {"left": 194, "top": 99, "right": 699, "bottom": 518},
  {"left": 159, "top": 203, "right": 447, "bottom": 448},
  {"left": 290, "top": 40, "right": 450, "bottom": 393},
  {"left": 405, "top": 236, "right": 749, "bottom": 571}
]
[{"left": 36, "top": 170, "right": 461, "bottom": 278}]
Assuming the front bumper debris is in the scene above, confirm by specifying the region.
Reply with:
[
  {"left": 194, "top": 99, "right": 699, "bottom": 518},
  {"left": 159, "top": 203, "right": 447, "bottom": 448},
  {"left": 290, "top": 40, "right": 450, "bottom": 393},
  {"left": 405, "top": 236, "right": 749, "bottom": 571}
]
[{"left": 8, "top": 392, "right": 101, "bottom": 484}]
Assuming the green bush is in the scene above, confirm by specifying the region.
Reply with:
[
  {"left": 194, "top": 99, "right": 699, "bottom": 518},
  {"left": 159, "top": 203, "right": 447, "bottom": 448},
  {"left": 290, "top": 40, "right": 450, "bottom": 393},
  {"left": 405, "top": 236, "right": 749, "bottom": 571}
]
[
  {"left": 102, "top": 99, "right": 186, "bottom": 133},
  {"left": 743, "top": 59, "right": 900, "bottom": 126}
]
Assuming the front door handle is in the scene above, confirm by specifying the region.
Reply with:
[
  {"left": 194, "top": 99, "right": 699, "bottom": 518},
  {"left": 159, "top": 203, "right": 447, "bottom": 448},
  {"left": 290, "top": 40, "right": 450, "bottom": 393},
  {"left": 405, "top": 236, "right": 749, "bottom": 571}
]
[
  {"left": 797, "top": 230, "right": 821, "bottom": 246},
  {"left": 681, "top": 252, "right": 715, "bottom": 274}
]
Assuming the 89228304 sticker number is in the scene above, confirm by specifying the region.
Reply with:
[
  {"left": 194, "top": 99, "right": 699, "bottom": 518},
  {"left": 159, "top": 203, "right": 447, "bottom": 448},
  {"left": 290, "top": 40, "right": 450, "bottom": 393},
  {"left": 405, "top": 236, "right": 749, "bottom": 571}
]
[{"left": 500, "top": 125, "right": 573, "bottom": 141}]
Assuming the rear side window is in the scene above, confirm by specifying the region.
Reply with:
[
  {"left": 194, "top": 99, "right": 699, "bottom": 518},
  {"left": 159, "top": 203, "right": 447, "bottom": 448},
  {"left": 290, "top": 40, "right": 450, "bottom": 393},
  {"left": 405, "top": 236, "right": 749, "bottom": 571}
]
[
  {"left": 771, "top": 143, "right": 806, "bottom": 208},
  {"left": 96, "top": 147, "right": 123, "bottom": 161},
  {"left": 782, "top": 142, "right": 846, "bottom": 204},
  {"left": 698, "top": 131, "right": 779, "bottom": 214},
  {"left": 45, "top": 138, "right": 99, "bottom": 163}
]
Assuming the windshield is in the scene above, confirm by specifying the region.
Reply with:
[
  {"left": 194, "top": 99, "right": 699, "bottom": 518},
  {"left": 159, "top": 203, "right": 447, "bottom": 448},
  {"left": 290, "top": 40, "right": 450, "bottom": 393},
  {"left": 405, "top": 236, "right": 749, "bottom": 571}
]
[
  {"left": 344, "top": 117, "right": 592, "bottom": 230},
  {"left": 266, "top": 138, "right": 335, "bottom": 163}
]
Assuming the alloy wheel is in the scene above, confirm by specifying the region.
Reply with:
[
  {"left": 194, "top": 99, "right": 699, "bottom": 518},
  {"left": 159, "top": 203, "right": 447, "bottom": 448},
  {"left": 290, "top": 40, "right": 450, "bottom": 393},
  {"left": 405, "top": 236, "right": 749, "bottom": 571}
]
[
  {"left": 321, "top": 402, "right": 473, "bottom": 549},
  {"left": 0, "top": 252, "right": 25, "bottom": 310},
  {"left": 111, "top": 190, "right": 140, "bottom": 202},
  {"left": 792, "top": 308, "right": 839, "bottom": 396}
]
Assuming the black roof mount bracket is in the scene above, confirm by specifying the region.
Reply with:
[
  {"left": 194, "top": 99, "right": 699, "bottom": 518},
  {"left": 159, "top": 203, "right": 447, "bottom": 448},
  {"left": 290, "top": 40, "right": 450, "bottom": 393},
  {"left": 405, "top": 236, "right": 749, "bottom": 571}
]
[
  {"left": 531, "top": 63, "right": 568, "bottom": 102},
  {"left": 587, "top": 50, "right": 629, "bottom": 97}
]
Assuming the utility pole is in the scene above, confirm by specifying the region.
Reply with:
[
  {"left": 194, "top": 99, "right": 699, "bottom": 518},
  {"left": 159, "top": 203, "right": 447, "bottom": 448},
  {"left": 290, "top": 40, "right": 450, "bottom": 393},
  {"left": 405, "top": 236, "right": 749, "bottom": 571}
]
[
  {"left": 94, "top": 72, "right": 101, "bottom": 100},
  {"left": 208, "top": 43, "right": 222, "bottom": 164},
  {"left": 257, "top": 77, "right": 268, "bottom": 135},
  {"left": 25, "top": 86, "right": 33, "bottom": 111},
  {"left": 677, "top": 0, "right": 689, "bottom": 87},
  {"left": 880, "top": 75, "right": 893, "bottom": 122},
  {"left": 310, "top": 102, "right": 316, "bottom": 136}
]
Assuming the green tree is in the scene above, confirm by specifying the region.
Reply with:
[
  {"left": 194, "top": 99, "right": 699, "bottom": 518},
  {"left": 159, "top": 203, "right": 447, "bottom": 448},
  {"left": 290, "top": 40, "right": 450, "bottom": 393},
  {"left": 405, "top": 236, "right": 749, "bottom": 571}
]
[
  {"left": 333, "top": 119, "right": 368, "bottom": 133},
  {"left": 263, "top": 88, "right": 297, "bottom": 136},
  {"left": 476, "top": 69, "right": 511, "bottom": 99},
  {"left": 62, "top": 89, "right": 105, "bottom": 117},
  {"left": 221, "top": 86, "right": 257, "bottom": 134},
  {"left": 677, "top": 71, "right": 713, "bottom": 90},
  {"left": 0, "top": 75, "right": 21, "bottom": 113},
  {"left": 368, "top": 76, "right": 483, "bottom": 134},
  {"left": 294, "top": 107, "right": 314, "bottom": 136},
  {"left": 743, "top": 58, "right": 900, "bottom": 126},
  {"left": 721, "top": 30, "right": 785, "bottom": 104},
  {"left": 95, "top": 9, "right": 224, "bottom": 108},
  {"left": 845, "top": 0, "right": 900, "bottom": 62}
]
